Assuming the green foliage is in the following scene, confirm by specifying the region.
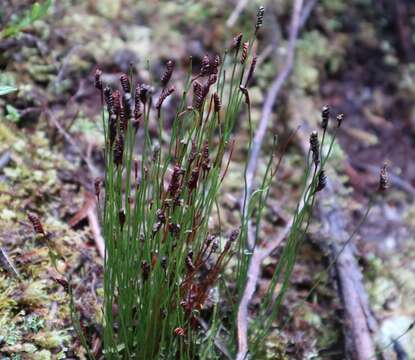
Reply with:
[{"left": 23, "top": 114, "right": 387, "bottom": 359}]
[
  {"left": 0, "top": 85, "right": 17, "bottom": 96},
  {"left": 96, "top": 44, "right": 253, "bottom": 360},
  {"left": 73, "top": 8, "right": 338, "bottom": 360},
  {"left": 5, "top": 104, "right": 20, "bottom": 123},
  {"left": 0, "top": 0, "right": 52, "bottom": 39}
]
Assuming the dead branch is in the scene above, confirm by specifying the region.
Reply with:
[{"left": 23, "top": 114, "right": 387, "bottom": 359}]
[
  {"left": 68, "top": 192, "right": 105, "bottom": 259},
  {"left": 236, "top": 1, "right": 315, "bottom": 358},
  {"left": 0, "top": 246, "right": 21, "bottom": 279},
  {"left": 45, "top": 109, "right": 99, "bottom": 177},
  {"left": 87, "top": 204, "right": 105, "bottom": 259},
  {"left": 236, "top": 221, "right": 291, "bottom": 360},
  {"left": 244, "top": 0, "right": 311, "bottom": 249},
  {"left": 226, "top": 0, "right": 249, "bottom": 28},
  {"left": 321, "top": 180, "right": 377, "bottom": 360}
]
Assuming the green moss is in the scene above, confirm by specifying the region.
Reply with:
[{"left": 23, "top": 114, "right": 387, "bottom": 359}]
[{"left": 33, "top": 330, "right": 70, "bottom": 349}]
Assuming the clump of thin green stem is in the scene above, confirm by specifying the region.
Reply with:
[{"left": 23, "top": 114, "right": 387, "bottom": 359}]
[
  {"left": 87, "top": 12, "right": 263, "bottom": 360},
  {"left": 69, "top": 7, "right": 378, "bottom": 360}
]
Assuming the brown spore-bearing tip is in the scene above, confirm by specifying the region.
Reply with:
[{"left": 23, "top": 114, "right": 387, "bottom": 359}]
[
  {"left": 113, "top": 135, "right": 124, "bottom": 166},
  {"left": 139, "top": 84, "right": 151, "bottom": 104},
  {"left": 315, "top": 170, "right": 327, "bottom": 193},
  {"left": 185, "top": 251, "right": 195, "bottom": 272},
  {"left": 245, "top": 55, "right": 257, "bottom": 87},
  {"left": 113, "top": 90, "right": 121, "bottom": 115},
  {"left": 198, "top": 55, "right": 220, "bottom": 78},
  {"left": 336, "top": 113, "right": 344, "bottom": 128},
  {"left": 213, "top": 92, "right": 221, "bottom": 113},
  {"left": 119, "top": 104, "right": 128, "bottom": 133},
  {"left": 212, "top": 55, "right": 220, "bottom": 75},
  {"left": 321, "top": 105, "right": 330, "bottom": 130},
  {"left": 134, "top": 83, "right": 141, "bottom": 111},
  {"left": 174, "top": 327, "right": 185, "bottom": 337},
  {"left": 200, "top": 55, "right": 211, "bottom": 77},
  {"left": 188, "top": 166, "right": 200, "bottom": 191},
  {"left": 94, "top": 68, "right": 102, "bottom": 90},
  {"left": 94, "top": 177, "right": 102, "bottom": 199},
  {"left": 120, "top": 73, "right": 131, "bottom": 93},
  {"left": 133, "top": 83, "right": 142, "bottom": 124},
  {"left": 239, "top": 85, "right": 250, "bottom": 105},
  {"left": 255, "top": 6, "right": 265, "bottom": 31},
  {"left": 192, "top": 81, "right": 204, "bottom": 110},
  {"left": 156, "top": 86, "right": 175, "bottom": 110},
  {"left": 168, "top": 164, "right": 184, "bottom": 196},
  {"left": 309, "top": 131, "right": 320, "bottom": 166},
  {"left": 27, "top": 213, "right": 45, "bottom": 235},
  {"left": 231, "top": 33, "right": 243, "bottom": 52},
  {"left": 168, "top": 222, "right": 181, "bottom": 237},
  {"left": 161, "top": 60, "right": 174, "bottom": 87},
  {"left": 224, "top": 229, "right": 239, "bottom": 251},
  {"left": 378, "top": 163, "right": 389, "bottom": 192},
  {"left": 104, "top": 86, "right": 114, "bottom": 113},
  {"left": 141, "top": 260, "right": 151, "bottom": 281},
  {"left": 119, "top": 210, "right": 126, "bottom": 228},
  {"left": 240, "top": 41, "right": 249, "bottom": 64},
  {"left": 201, "top": 141, "right": 211, "bottom": 172}
]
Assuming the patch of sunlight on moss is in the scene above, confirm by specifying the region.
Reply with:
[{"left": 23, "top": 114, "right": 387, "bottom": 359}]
[
  {"left": 33, "top": 350, "right": 52, "bottom": 360},
  {"left": 20, "top": 281, "right": 49, "bottom": 306},
  {"left": 0, "top": 208, "right": 17, "bottom": 221},
  {"left": 33, "top": 330, "right": 70, "bottom": 349}
]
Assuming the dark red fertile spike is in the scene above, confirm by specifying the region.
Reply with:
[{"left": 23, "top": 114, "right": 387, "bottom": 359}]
[
  {"left": 213, "top": 92, "right": 221, "bottom": 112},
  {"left": 28, "top": 213, "right": 45, "bottom": 235},
  {"left": 94, "top": 68, "right": 102, "bottom": 90},
  {"left": 240, "top": 41, "right": 249, "bottom": 64},
  {"left": 192, "top": 81, "right": 204, "bottom": 110},
  {"left": 156, "top": 86, "right": 175, "bottom": 110},
  {"left": 161, "top": 60, "right": 174, "bottom": 87},
  {"left": 245, "top": 55, "right": 257, "bottom": 87},
  {"left": 113, "top": 135, "right": 124, "bottom": 166},
  {"left": 120, "top": 73, "right": 131, "bottom": 93}
]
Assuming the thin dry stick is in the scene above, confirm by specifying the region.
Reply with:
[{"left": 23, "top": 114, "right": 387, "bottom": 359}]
[
  {"left": 226, "top": 0, "right": 249, "bottom": 28},
  {"left": 87, "top": 205, "right": 105, "bottom": 259},
  {"left": 322, "top": 180, "right": 377, "bottom": 360},
  {"left": 45, "top": 109, "right": 99, "bottom": 177},
  {"left": 0, "top": 246, "right": 21, "bottom": 279},
  {"left": 236, "top": 198, "right": 308, "bottom": 359},
  {"left": 236, "top": 1, "right": 314, "bottom": 358},
  {"left": 236, "top": 222, "right": 291, "bottom": 360},
  {"left": 244, "top": 0, "right": 308, "bottom": 250}
]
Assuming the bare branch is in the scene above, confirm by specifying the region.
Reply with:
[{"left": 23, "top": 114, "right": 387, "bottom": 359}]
[
  {"left": 226, "top": 0, "right": 249, "bottom": 28},
  {"left": 236, "top": 1, "right": 316, "bottom": 358}
]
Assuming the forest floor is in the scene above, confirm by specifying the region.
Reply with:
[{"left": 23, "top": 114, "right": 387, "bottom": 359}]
[{"left": 0, "top": 1, "right": 415, "bottom": 359}]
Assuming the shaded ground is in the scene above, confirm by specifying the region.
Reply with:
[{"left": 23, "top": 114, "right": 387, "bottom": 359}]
[{"left": 0, "top": 0, "right": 414, "bottom": 359}]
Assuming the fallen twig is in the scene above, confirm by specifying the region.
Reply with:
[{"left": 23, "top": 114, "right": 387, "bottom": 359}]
[
  {"left": 321, "top": 181, "right": 377, "bottom": 360},
  {"left": 236, "top": 1, "right": 314, "bottom": 358},
  {"left": 236, "top": 222, "right": 291, "bottom": 360},
  {"left": 87, "top": 204, "right": 105, "bottom": 259},
  {"left": 244, "top": 0, "right": 306, "bottom": 214},
  {"left": 0, "top": 246, "right": 21, "bottom": 279},
  {"left": 226, "top": 0, "right": 249, "bottom": 28},
  {"left": 45, "top": 109, "right": 99, "bottom": 177},
  {"left": 68, "top": 192, "right": 105, "bottom": 258}
]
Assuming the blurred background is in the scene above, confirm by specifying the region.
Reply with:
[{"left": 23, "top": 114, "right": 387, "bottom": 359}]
[{"left": 1, "top": 0, "right": 415, "bottom": 358}]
